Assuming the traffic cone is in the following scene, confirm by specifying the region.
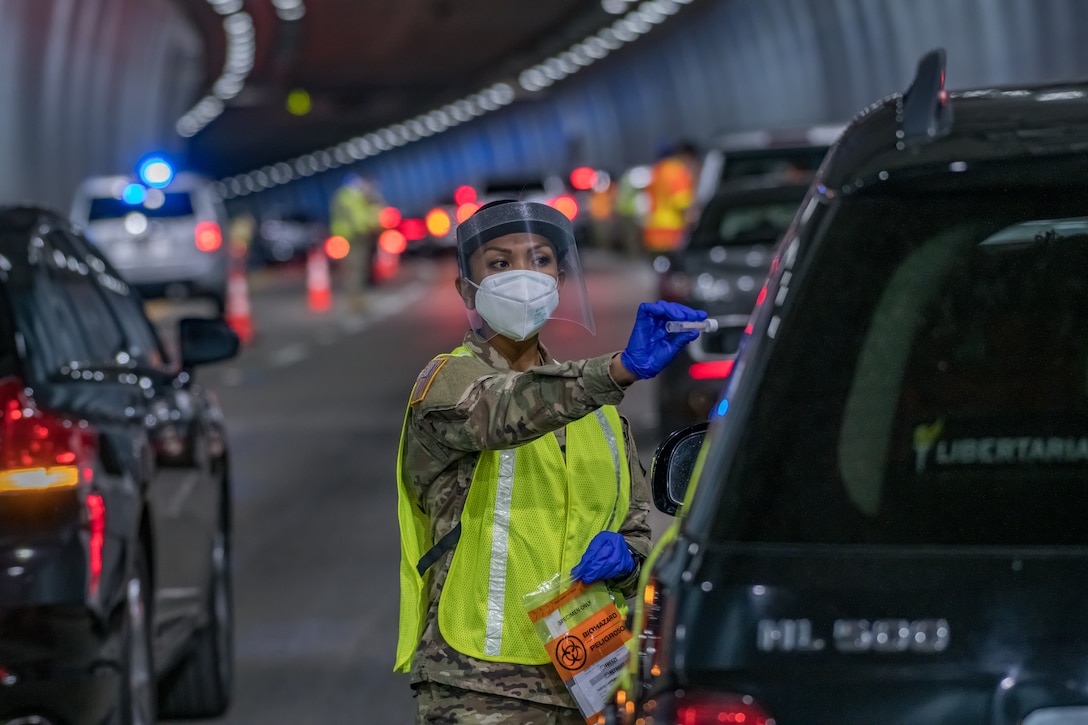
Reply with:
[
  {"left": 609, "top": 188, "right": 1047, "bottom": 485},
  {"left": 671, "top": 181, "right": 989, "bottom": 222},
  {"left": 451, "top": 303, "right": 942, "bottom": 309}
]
[
  {"left": 224, "top": 266, "right": 254, "bottom": 345},
  {"left": 307, "top": 245, "right": 332, "bottom": 312}
]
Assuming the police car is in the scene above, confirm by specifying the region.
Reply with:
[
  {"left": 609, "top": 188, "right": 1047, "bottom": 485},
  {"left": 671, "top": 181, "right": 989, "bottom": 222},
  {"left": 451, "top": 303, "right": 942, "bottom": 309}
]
[{"left": 607, "top": 49, "right": 1088, "bottom": 725}]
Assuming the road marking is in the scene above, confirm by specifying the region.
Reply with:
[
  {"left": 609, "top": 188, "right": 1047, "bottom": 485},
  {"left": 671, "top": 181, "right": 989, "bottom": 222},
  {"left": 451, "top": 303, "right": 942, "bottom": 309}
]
[{"left": 269, "top": 343, "right": 310, "bottom": 368}]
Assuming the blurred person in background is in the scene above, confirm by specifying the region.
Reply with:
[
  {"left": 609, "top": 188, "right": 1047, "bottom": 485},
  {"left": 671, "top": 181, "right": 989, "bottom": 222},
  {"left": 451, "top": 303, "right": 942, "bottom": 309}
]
[
  {"left": 329, "top": 173, "right": 381, "bottom": 312},
  {"left": 587, "top": 172, "right": 616, "bottom": 250},
  {"left": 394, "top": 200, "right": 705, "bottom": 723},
  {"left": 642, "top": 140, "right": 700, "bottom": 253},
  {"left": 613, "top": 167, "right": 645, "bottom": 258}
]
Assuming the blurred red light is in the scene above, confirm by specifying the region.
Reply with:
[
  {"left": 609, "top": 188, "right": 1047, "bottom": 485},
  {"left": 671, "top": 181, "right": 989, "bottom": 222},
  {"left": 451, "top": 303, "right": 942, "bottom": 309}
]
[
  {"left": 755, "top": 286, "right": 768, "bottom": 306},
  {"left": 194, "top": 221, "right": 222, "bottom": 252},
  {"left": 400, "top": 218, "right": 427, "bottom": 241},
  {"left": 569, "top": 166, "right": 597, "bottom": 190},
  {"left": 675, "top": 693, "right": 771, "bottom": 725},
  {"left": 456, "top": 202, "right": 480, "bottom": 223},
  {"left": 379, "top": 207, "right": 402, "bottom": 229},
  {"left": 688, "top": 359, "right": 735, "bottom": 380},
  {"left": 453, "top": 185, "right": 477, "bottom": 206},
  {"left": 87, "top": 494, "right": 105, "bottom": 594},
  {"left": 550, "top": 195, "right": 578, "bottom": 220},
  {"left": 379, "top": 229, "right": 407, "bottom": 255},
  {"left": 325, "top": 235, "right": 350, "bottom": 260}
]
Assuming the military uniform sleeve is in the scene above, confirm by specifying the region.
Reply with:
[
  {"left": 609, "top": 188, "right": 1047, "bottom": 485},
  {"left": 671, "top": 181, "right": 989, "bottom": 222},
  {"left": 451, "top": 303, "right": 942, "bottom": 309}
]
[
  {"left": 410, "top": 352, "right": 628, "bottom": 452},
  {"left": 614, "top": 415, "right": 652, "bottom": 599}
]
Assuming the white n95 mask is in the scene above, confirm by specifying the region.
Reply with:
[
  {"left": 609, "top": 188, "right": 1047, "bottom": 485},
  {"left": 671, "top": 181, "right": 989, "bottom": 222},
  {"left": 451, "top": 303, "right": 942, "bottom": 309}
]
[{"left": 472, "top": 270, "right": 560, "bottom": 341}]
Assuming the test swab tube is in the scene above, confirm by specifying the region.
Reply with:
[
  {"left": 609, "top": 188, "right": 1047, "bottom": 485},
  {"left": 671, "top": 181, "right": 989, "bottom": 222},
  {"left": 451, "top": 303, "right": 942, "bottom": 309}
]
[{"left": 665, "top": 319, "right": 718, "bottom": 333}]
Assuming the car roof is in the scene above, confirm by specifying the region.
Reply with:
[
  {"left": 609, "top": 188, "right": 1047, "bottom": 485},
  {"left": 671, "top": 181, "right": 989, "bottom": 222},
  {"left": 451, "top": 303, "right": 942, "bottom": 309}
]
[
  {"left": 74, "top": 171, "right": 215, "bottom": 196},
  {"left": 819, "top": 79, "right": 1088, "bottom": 193}
]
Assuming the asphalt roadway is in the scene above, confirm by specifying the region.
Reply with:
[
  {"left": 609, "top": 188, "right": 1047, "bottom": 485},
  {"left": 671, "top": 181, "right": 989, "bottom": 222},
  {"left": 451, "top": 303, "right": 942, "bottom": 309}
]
[{"left": 152, "top": 248, "right": 678, "bottom": 725}]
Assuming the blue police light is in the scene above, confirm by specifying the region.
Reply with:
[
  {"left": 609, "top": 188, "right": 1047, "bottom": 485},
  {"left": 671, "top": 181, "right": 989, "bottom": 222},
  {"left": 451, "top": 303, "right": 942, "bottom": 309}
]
[
  {"left": 121, "top": 183, "right": 147, "bottom": 205},
  {"left": 138, "top": 157, "right": 174, "bottom": 188},
  {"left": 714, "top": 398, "right": 730, "bottom": 418}
]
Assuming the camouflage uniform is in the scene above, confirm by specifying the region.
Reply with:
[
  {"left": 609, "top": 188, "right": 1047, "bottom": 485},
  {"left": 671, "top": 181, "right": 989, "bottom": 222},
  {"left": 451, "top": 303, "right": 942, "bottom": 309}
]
[{"left": 402, "top": 330, "right": 652, "bottom": 722}]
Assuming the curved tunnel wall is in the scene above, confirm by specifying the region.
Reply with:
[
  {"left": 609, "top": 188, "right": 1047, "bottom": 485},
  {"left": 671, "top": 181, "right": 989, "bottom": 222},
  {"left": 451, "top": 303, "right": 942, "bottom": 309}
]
[
  {"left": 231, "top": 0, "right": 1088, "bottom": 219},
  {"left": 0, "top": 0, "right": 202, "bottom": 213}
]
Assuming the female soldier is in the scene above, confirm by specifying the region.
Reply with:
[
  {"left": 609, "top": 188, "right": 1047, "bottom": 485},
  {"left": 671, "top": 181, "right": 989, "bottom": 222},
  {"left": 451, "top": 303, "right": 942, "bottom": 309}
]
[{"left": 395, "top": 200, "right": 704, "bottom": 723}]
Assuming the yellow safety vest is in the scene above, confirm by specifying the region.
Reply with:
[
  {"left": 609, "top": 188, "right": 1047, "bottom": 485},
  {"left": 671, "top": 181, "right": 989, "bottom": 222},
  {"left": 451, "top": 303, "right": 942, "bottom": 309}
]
[{"left": 395, "top": 347, "right": 630, "bottom": 670}]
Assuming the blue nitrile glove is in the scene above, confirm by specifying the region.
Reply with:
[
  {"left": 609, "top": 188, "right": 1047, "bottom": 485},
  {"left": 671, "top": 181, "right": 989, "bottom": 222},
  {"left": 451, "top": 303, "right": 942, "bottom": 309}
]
[
  {"left": 571, "top": 531, "right": 635, "bottom": 584},
  {"left": 620, "top": 301, "right": 707, "bottom": 379}
]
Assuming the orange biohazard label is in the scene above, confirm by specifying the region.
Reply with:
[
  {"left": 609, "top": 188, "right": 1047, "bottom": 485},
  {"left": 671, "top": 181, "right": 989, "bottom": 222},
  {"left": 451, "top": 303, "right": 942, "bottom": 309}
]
[{"left": 546, "top": 603, "right": 631, "bottom": 676}]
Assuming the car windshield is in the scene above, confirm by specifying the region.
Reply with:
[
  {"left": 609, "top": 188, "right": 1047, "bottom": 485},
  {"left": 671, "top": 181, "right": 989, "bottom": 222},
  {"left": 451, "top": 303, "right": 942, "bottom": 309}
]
[
  {"left": 714, "top": 158, "right": 1088, "bottom": 547},
  {"left": 88, "top": 193, "right": 195, "bottom": 220},
  {"left": 689, "top": 191, "right": 806, "bottom": 248}
]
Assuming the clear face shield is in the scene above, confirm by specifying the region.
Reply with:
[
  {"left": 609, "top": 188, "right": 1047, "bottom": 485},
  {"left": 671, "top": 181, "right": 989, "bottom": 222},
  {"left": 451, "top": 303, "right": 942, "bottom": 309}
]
[{"left": 456, "top": 200, "right": 595, "bottom": 343}]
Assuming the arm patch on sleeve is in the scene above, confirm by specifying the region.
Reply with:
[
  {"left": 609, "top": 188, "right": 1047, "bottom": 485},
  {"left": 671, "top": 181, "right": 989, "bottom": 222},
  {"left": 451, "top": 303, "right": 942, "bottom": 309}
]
[{"left": 411, "top": 357, "right": 448, "bottom": 405}]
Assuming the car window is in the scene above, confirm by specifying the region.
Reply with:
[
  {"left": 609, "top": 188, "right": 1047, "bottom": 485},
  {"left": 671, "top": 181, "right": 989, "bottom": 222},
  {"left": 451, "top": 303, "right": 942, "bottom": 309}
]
[
  {"left": 719, "top": 146, "right": 829, "bottom": 183},
  {"left": 60, "top": 230, "right": 168, "bottom": 368},
  {"left": 690, "top": 198, "right": 802, "bottom": 248},
  {"left": 42, "top": 230, "right": 126, "bottom": 365},
  {"left": 715, "top": 175, "right": 1088, "bottom": 547},
  {"left": 87, "top": 192, "right": 195, "bottom": 220},
  {"left": 10, "top": 235, "right": 100, "bottom": 377}
]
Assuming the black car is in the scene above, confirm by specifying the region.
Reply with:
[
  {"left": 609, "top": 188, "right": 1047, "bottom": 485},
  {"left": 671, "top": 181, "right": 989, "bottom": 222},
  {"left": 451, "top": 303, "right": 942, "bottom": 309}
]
[
  {"left": 0, "top": 206, "right": 238, "bottom": 724},
  {"left": 609, "top": 50, "right": 1088, "bottom": 724},
  {"left": 254, "top": 210, "right": 328, "bottom": 265},
  {"left": 655, "top": 178, "right": 810, "bottom": 433},
  {"left": 693, "top": 123, "right": 844, "bottom": 209}
]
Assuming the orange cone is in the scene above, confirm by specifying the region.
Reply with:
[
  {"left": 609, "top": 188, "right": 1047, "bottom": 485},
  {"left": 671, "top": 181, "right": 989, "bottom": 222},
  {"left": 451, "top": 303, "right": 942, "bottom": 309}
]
[
  {"left": 307, "top": 245, "right": 332, "bottom": 312},
  {"left": 224, "top": 267, "right": 254, "bottom": 345}
]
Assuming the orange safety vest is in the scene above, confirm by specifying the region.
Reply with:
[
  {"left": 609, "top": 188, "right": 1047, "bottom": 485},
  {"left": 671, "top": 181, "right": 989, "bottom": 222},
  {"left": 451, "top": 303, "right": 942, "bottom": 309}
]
[{"left": 643, "top": 156, "right": 694, "bottom": 252}]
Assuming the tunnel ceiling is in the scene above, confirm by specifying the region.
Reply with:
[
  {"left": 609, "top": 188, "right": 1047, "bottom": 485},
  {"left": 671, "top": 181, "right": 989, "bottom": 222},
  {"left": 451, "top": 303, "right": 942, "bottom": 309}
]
[{"left": 175, "top": 0, "right": 620, "bottom": 179}]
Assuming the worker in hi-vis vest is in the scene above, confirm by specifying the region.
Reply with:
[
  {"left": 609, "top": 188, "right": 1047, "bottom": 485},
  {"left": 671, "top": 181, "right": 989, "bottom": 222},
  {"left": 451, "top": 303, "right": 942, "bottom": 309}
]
[
  {"left": 642, "top": 140, "right": 700, "bottom": 252},
  {"left": 329, "top": 173, "right": 381, "bottom": 311},
  {"left": 395, "top": 199, "right": 706, "bottom": 723}
]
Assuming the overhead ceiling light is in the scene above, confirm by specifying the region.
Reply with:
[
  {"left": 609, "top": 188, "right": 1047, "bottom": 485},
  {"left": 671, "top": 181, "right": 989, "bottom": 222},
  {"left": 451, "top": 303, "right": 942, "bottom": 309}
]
[
  {"left": 271, "top": 0, "right": 306, "bottom": 21},
  {"left": 602, "top": 0, "right": 631, "bottom": 13},
  {"left": 216, "top": 0, "right": 699, "bottom": 197}
]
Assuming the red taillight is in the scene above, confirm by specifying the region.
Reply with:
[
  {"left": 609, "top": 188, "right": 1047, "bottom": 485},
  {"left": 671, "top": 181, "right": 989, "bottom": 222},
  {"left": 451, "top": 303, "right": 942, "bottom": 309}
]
[
  {"left": 570, "top": 166, "right": 597, "bottom": 190},
  {"left": 0, "top": 376, "right": 95, "bottom": 492},
  {"left": 456, "top": 202, "right": 479, "bottom": 223},
  {"left": 86, "top": 493, "right": 105, "bottom": 594},
  {"left": 675, "top": 693, "right": 773, "bottom": 725},
  {"left": 195, "top": 221, "right": 222, "bottom": 252},
  {"left": 325, "top": 235, "right": 350, "bottom": 260},
  {"left": 688, "top": 359, "right": 735, "bottom": 380},
  {"left": 454, "top": 185, "right": 477, "bottom": 206},
  {"left": 550, "top": 194, "right": 578, "bottom": 220},
  {"left": 379, "top": 229, "right": 407, "bottom": 255},
  {"left": 379, "top": 206, "right": 402, "bottom": 229},
  {"left": 399, "top": 218, "right": 427, "bottom": 242}
]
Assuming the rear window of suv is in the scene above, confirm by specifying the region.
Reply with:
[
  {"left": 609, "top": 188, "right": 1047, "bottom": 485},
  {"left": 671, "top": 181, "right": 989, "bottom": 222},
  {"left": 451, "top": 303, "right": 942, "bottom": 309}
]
[
  {"left": 715, "top": 163, "right": 1088, "bottom": 547},
  {"left": 88, "top": 193, "right": 195, "bottom": 220},
  {"left": 689, "top": 190, "right": 807, "bottom": 248}
]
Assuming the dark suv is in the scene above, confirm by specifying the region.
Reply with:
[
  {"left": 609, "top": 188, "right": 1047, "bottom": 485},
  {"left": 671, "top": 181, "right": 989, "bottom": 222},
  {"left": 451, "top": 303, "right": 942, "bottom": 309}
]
[
  {"left": 609, "top": 50, "right": 1088, "bottom": 725},
  {"left": 0, "top": 206, "right": 239, "bottom": 724}
]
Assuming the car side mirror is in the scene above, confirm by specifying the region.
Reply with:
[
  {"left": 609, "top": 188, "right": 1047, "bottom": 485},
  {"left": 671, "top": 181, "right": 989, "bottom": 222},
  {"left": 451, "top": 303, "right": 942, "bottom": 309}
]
[
  {"left": 178, "top": 317, "right": 240, "bottom": 368},
  {"left": 649, "top": 421, "right": 709, "bottom": 516}
]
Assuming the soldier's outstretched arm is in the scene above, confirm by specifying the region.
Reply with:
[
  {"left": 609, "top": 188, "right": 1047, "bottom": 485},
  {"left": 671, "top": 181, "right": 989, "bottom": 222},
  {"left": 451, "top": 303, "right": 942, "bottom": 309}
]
[{"left": 411, "top": 352, "right": 630, "bottom": 452}]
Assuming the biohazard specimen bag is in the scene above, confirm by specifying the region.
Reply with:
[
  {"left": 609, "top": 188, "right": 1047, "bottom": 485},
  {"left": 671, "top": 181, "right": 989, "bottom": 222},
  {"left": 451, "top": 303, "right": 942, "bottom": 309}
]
[{"left": 523, "top": 574, "right": 632, "bottom": 724}]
